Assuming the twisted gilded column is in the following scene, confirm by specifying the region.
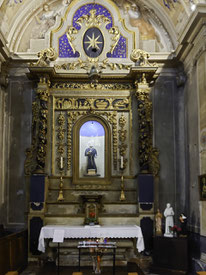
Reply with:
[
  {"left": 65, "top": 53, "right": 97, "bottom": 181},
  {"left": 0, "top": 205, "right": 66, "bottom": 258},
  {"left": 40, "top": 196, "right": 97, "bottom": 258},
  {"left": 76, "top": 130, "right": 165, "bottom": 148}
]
[
  {"left": 135, "top": 74, "right": 153, "bottom": 173},
  {"left": 131, "top": 49, "right": 160, "bottom": 177},
  {"left": 35, "top": 77, "right": 50, "bottom": 173}
]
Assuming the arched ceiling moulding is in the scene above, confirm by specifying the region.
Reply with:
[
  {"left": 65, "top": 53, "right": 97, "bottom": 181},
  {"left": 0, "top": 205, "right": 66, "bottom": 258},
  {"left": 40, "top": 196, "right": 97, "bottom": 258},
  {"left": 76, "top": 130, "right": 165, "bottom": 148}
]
[
  {"left": 0, "top": 0, "right": 201, "bottom": 56},
  {"left": 140, "top": 0, "right": 179, "bottom": 48}
]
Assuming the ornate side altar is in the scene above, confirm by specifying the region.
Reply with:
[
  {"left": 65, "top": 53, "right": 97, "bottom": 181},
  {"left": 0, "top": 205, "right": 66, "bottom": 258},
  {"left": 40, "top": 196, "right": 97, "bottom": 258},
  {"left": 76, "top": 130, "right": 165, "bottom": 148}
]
[
  {"left": 25, "top": 0, "right": 160, "bottom": 265},
  {"left": 38, "top": 225, "right": 145, "bottom": 253}
]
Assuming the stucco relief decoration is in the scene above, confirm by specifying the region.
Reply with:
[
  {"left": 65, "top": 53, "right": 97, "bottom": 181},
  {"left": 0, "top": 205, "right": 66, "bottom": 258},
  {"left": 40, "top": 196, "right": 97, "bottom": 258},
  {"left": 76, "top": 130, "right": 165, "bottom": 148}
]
[
  {"left": 112, "top": 0, "right": 157, "bottom": 40},
  {"left": 31, "top": 1, "right": 71, "bottom": 39},
  {"left": 162, "top": 0, "right": 197, "bottom": 9},
  {"left": 59, "top": 4, "right": 127, "bottom": 59},
  {"left": 6, "top": 0, "right": 23, "bottom": 6}
]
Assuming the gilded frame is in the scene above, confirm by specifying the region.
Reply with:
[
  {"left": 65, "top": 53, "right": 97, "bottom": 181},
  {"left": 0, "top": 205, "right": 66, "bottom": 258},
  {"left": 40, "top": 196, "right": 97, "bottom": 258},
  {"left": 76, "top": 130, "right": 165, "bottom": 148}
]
[
  {"left": 73, "top": 115, "right": 111, "bottom": 185},
  {"left": 199, "top": 174, "right": 206, "bottom": 201}
]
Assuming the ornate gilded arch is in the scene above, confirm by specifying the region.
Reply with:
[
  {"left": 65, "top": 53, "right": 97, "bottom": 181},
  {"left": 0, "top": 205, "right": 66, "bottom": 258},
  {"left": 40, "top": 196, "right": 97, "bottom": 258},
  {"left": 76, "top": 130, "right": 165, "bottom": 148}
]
[{"left": 72, "top": 114, "right": 111, "bottom": 185}]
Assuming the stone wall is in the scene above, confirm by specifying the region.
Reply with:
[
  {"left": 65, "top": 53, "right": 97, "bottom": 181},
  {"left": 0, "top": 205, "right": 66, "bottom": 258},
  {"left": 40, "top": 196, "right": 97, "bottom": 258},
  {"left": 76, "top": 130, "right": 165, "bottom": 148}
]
[
  {"left": 152, "top": 69, "right": 187, "bottom": 221},
  {"left": 1, "top": 68, "right": 33, "bottom": 229}
]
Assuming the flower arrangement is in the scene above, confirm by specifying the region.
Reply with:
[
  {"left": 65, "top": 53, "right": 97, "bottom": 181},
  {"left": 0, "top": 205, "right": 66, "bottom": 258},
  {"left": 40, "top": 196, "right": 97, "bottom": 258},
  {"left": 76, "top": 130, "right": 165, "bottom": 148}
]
[{"left": 170, "top": 225, "right": 181, "bottom": 236}]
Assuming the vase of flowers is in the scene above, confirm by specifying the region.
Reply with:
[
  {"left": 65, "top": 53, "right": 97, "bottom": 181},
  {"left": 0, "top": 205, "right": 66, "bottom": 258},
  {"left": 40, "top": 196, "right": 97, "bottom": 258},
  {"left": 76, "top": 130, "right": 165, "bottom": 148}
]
[{"left": 170, "top": 225, "right": 182, "bottom": 237}]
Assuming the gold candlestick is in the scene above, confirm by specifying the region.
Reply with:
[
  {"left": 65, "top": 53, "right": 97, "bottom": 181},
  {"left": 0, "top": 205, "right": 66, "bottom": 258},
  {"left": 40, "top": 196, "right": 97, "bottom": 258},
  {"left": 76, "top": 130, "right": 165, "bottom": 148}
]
[
  {"left": 120, "top": 172, "right": 126, "bottom": 201},
  {"left": 57, "top": 174, "right": 64, "bottom": 201},
  {"left": 57, "top": 156, "right": 64, "bottom": 201}
]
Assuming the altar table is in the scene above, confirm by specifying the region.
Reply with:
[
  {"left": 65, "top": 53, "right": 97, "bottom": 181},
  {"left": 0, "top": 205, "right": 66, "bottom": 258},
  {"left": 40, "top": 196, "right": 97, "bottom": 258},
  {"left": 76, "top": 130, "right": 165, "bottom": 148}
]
[{"left": 38, "top": 225, "right": 145, "bottom": 253}]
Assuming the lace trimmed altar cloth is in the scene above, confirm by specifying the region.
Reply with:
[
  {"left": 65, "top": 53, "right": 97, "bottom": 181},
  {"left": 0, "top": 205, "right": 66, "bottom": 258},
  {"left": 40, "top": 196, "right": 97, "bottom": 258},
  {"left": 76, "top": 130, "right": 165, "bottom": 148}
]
[{"left": 38, "top": 225, "right": 145, "bottom": 253}]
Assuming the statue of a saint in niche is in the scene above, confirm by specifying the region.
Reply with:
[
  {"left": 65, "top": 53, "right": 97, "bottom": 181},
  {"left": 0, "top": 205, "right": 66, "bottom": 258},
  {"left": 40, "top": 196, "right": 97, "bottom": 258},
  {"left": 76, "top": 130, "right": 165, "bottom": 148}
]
[{"left": 85, "top": 142, "right": 100, "bottom": 176}]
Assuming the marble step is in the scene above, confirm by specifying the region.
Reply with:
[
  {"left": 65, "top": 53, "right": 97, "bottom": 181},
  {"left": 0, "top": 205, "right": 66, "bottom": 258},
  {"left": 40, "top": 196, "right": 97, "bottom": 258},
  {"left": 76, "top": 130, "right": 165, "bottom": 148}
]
[
  {"left": 47, "top": 189, "right": 137, "bottom": 202},
  {"left": 48, "top": 177, "right": 137, "bottom": 190}
]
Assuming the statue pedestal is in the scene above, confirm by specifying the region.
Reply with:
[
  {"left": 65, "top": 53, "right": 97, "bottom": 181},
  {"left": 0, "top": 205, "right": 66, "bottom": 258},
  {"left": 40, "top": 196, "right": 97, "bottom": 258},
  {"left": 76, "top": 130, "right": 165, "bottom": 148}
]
[
  {"left": 151, "top": 236, "right": 188, "bottom": 274},
  {"left": 164, "top": 233, "right": 173, "bottom": 238}
]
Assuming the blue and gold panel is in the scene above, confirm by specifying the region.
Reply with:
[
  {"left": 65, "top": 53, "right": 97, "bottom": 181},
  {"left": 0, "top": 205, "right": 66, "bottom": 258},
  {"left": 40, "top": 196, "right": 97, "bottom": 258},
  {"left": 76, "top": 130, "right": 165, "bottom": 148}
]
[
  {"left": 72, "top": 3, "right": 113, "bottom": 30},
  {"left": 107, "top": 35, "right": 127, "bottom": 58},
  {"left": 58, "top": 3, "right": 127, "bottom": 58},
  {"left": 59, "top": 34, "right": 80, "bottom": 58}
]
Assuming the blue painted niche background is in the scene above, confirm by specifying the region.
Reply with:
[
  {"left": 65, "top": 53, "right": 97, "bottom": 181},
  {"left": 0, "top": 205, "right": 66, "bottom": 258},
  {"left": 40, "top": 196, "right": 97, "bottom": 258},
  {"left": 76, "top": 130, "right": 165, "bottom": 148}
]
[{"left": 79, "top": 120, "right": 105, "bottom": 178}]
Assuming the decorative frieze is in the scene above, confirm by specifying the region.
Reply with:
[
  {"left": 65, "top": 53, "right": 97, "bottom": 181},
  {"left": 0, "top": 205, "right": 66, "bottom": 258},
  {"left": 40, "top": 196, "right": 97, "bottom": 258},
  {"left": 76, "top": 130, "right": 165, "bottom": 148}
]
[
  {"left": 52, "top": 82, "right": 134, "bottom": 90},
  {"left": 55, "top": 96, "right": 130, "bottom": 111}
]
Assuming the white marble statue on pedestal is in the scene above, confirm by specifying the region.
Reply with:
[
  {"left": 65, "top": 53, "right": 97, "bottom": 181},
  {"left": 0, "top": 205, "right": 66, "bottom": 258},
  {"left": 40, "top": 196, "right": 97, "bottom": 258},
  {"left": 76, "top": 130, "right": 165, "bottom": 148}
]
[{"left": 164, "top": 203, "right": 174, "bottom": 237}]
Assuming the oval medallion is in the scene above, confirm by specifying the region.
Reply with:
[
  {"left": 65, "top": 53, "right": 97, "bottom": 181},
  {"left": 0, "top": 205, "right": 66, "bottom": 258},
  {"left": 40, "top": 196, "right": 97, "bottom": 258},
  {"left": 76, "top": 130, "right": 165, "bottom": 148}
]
[{"left": 83, "top": 27, "right": 104, "bottom": 58}]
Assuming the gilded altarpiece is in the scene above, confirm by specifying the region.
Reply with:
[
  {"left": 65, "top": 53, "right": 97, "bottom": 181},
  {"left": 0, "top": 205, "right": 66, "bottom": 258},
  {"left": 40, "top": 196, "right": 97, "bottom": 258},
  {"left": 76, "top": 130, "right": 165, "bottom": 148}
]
[
  {"left": 51, "top": 85, "right": 132, "bottom": 184},
  {"left": 25, "top": 0, "right": 161, "bottom": 259}
]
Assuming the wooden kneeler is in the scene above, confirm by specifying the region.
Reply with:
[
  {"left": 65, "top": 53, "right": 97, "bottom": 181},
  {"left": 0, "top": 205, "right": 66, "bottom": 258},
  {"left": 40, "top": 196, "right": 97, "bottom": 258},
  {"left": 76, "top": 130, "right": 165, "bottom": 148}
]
[
  {"left": 196, "top": 272, "right": 206, "bottom": 275},
  {"left": 72, "top": 272, "right": 83, "bottom": 275},
  {"left": 5, "top": 272, "right": 18, "bottom": 275}
]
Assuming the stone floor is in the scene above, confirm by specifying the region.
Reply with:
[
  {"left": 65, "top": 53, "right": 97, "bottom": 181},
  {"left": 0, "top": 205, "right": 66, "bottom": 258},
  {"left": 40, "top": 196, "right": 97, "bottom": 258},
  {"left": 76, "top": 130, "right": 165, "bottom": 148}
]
[{"left": 19, "top": 262, "right": 160, "bottom": 275}]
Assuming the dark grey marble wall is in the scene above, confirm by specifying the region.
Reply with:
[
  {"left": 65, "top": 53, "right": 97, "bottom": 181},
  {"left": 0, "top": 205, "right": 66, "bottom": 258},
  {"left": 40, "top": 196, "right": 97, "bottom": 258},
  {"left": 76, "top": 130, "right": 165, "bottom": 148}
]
[
  {"left": 2, "top": 74, "right": 33, "bottom": 228},
  {"left": 184, "top": 66, "right": 200, "bottom": 232},
  {"left": 152, "top": 72, "right": 188, "bottom": 223}
]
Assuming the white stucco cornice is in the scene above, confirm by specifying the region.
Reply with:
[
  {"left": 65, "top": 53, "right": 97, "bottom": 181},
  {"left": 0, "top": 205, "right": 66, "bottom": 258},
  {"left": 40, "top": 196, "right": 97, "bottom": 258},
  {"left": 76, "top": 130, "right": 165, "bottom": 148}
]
[
  {"left": 176, "top": 4, "right": 206, "bottom": 62},
  {"left": 0, "top": 29, "right": 10, "bottom": 63}
]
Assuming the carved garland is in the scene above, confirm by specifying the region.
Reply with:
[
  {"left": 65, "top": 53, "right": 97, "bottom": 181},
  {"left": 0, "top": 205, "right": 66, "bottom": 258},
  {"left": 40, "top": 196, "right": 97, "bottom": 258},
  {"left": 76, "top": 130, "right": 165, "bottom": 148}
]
[
  {"left": 118, "top": 114, "right": 128, "bottom": 170},
  {"left": 56, "top": 112, "right": 66, "bottom": 172},
  {"left": 102, "top": 112, "right": 118, "bottom": 170},
  {"left": 135, "top": 75, "right": 160, "bottom": 176},
  {"left": 35, "top": 87, "right": 49, "bottom": 173}
]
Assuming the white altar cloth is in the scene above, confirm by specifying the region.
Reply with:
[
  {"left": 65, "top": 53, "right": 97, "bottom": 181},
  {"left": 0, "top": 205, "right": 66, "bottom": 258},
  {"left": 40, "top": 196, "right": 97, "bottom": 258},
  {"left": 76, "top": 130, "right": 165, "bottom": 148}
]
[{"left": 38, "top": 225, "right": 145, "bottom": 253}]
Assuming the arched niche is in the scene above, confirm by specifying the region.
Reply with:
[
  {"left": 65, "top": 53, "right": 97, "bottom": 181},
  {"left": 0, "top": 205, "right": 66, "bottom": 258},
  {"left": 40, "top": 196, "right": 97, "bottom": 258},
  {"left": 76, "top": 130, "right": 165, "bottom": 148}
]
[{"left": 73, "top": 115, "right": 111, "bottom": 185}]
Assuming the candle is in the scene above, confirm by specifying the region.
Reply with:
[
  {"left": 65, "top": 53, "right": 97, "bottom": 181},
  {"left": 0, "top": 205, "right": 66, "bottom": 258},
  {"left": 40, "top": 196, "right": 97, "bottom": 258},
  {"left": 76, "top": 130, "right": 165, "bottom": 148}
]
[
  {"left": 60, "top": 156, "right": 63, "bottom": 169},
  {"left": 120, "top": 156, "right": 123, "bottom": 169}
]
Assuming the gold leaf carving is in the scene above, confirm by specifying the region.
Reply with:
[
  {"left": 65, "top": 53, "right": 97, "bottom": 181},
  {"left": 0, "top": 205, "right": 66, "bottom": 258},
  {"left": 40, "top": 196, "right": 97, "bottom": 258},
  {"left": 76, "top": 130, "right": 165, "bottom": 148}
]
[
  {"left": 76, "top": 9, "right": 111, "bottom": 28},
  {"left": 54, "top": 58, "right": 132, "bottom": 72},
  {"left": 135, "top": 75, "right": 159, "bottom": 176},
  {"left": 31, "top": 47, "right": 57, "bottom": 67},
  {"left": 130, "top": 49, "right": 157, "bottom": 67},
  {"left": 109, "top": 27, "right": 120, "bottom": 54},
  {"left": 118, "top": 114, "right": 128, "bottom": 170},
  {"left": 66, "top": 26, "right": 78, "bottom": 53}
]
